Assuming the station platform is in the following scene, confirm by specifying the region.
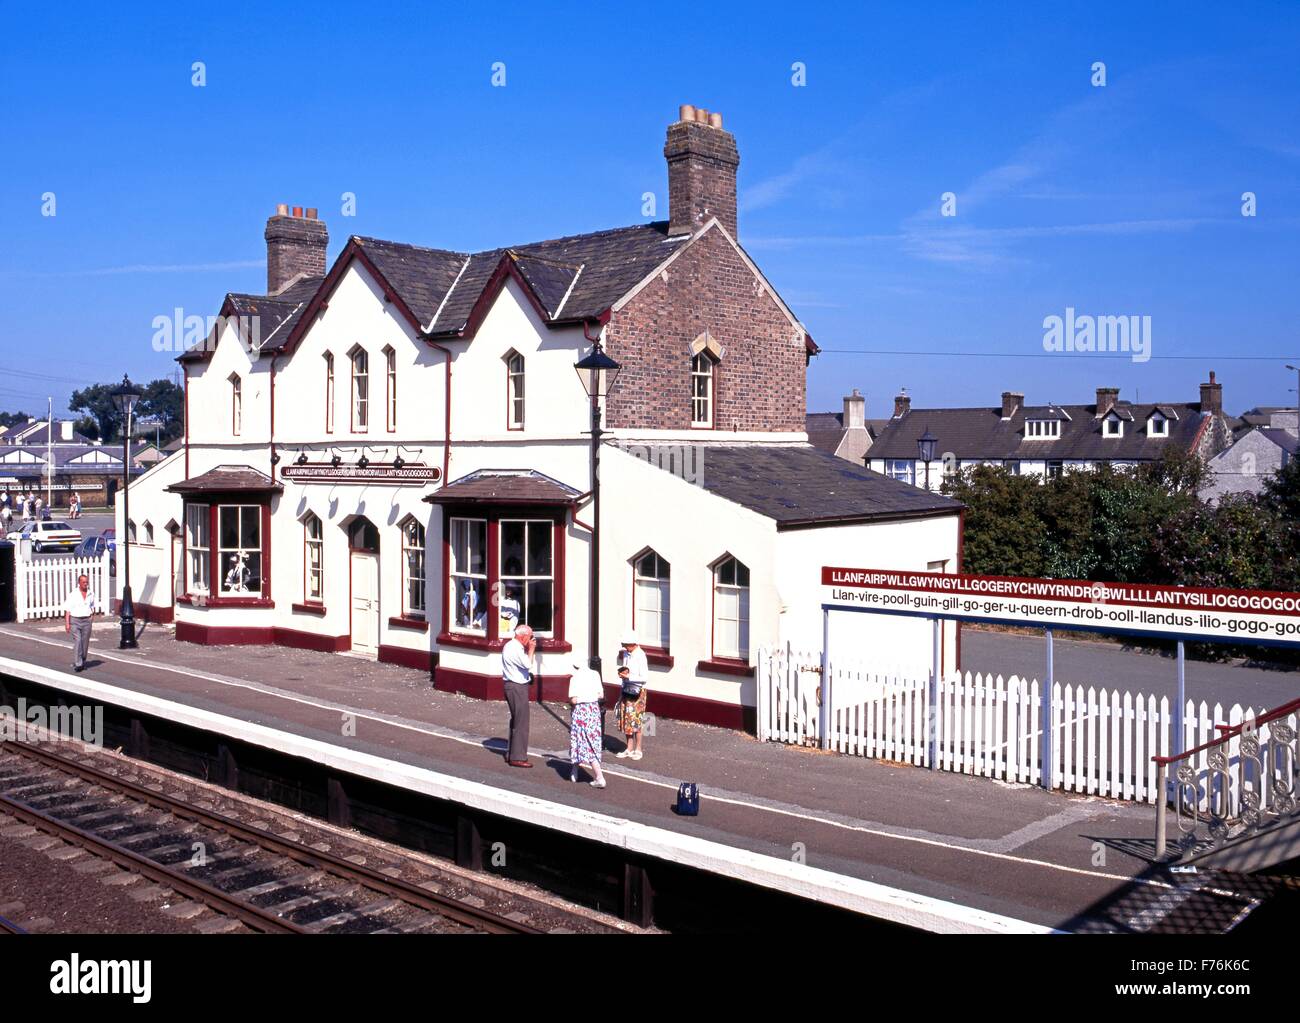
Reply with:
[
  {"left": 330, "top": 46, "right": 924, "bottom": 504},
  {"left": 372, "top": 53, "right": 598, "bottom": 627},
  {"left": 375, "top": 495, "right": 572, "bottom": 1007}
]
[{"left": 0, "top": 620, "right": 1197, "bottom": 932}]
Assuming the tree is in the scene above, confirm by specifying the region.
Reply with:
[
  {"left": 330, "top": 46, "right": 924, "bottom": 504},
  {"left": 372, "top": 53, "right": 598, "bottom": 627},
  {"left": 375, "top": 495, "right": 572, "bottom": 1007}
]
[
  {"left": 0, "top": 410, "right": 33, "bottom": 431},
  {"left": 943, "top": 465, "right": 1048, "bottom": 577},
  {"left": 69, "top": 383, "right": 123, "bottom": 443},
  {"left": 68, "top": 377, "right": 183, "bottom": 444},
  {"left": 138, "top": 379, "right": 184, "bottom": 444}
]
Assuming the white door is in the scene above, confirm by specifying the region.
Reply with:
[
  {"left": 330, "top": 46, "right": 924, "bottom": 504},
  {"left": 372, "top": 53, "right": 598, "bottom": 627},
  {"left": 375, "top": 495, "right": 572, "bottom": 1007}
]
[{"left": 351, "top": 552, "right": 380, "bottom": 657}]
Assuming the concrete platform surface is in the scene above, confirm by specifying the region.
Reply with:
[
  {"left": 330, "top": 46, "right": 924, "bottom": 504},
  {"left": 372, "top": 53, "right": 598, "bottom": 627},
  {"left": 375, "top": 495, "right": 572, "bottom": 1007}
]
[{"left": 0, "top": 620, "right": 1173, "bottom": 931}]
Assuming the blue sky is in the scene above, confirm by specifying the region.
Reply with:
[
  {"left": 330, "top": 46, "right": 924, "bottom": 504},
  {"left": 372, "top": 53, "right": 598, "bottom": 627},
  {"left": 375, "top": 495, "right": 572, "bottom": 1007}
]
[{"left": 2, "top": 0, "right": 1298, "bottom": 420}]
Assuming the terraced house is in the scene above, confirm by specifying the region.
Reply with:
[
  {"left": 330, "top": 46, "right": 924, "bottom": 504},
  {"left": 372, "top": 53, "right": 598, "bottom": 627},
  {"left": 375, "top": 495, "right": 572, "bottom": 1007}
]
[{"left": 119, "top": 106, "right": 962, "bottom": 728}]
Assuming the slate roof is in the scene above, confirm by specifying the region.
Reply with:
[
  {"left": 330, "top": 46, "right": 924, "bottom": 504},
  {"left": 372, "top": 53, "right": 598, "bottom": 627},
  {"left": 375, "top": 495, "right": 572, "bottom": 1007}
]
[
  {"left": 1260, "top": 430, "right": 1300, "bottom": 455},
  {"left": 641, "top": 444, "right": 960, "bottom": 528},
  {"left": 356, "top": 221, "right": 686, "bottom": 334},
  {"left": 424, "top": 469, "right": 581, "bottom": 506},
  {"left": 179, "top": 274, "right": 324, "bottom": 362},
  {"left": 868, "top": 401, "right": 1211, "bottom": 462},
  {"left": 0, "top": 443, "right": 149, "bottom": 476},
  {"left": 165, "top": 465, "right": 282, "bottom": 494}
]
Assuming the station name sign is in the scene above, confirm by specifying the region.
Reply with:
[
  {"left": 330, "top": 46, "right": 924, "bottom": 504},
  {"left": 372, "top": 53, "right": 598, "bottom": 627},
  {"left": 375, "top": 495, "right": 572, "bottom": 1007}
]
[
  {"left": 281, "top": 462, "right": 442, "bottom": 486},
  {"left": 822, "top": 567, "right": 1300, "bottom": 646}
]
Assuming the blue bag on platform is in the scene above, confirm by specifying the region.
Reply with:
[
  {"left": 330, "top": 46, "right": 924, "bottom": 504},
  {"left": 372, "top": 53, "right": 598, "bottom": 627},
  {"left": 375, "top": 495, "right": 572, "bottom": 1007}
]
[{"left": 675, "top": 782, "right": 699, "bottom": 816}]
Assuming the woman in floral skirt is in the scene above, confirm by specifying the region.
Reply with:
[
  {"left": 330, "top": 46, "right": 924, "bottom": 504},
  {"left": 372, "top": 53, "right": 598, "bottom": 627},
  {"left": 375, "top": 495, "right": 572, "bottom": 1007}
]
[{"left": 568, "top": 657, "right": 607, "bottom": 788}]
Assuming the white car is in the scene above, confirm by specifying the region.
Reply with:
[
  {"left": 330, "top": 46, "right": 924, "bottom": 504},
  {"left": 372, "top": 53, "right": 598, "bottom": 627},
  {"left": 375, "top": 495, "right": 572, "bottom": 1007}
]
[{"left": 5, "top": 520, "right": 83, "bottom": 553}]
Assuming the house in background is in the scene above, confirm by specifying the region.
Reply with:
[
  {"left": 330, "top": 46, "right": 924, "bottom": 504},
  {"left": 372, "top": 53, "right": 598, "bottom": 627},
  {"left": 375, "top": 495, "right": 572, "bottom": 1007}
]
[
  {"left": 866, "top": 376, "right": 1235, "bottom": 491},
  {"left": 0, "top": 418, "right": 149, "bottom": 507},
  {"left": 1201, "top": 408, "right": 1298, "bottom": 504},
  {"left": 805, "top": 389, "right": 890, "bottom": 465}
]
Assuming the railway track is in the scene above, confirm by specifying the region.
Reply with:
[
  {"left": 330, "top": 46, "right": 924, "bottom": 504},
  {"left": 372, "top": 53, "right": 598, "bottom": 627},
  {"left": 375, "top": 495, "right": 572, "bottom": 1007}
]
[{"left": 0, "top": 739, "right": 540, "bottom": 934}]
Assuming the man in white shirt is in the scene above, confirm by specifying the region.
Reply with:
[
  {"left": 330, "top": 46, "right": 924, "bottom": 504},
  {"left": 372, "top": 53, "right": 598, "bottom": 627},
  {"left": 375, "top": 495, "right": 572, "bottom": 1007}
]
[
  {"left": 500, "top": 623, "right": 536, "bottom": 767},
  {"left": 64, "top": 574, "right": 97, "bottom": 672}
]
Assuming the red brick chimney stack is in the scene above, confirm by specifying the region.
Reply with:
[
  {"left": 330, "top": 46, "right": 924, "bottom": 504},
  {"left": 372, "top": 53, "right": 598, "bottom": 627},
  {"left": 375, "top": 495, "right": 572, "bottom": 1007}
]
[
  {"left": 1001, "top": 391, "right": 1023, "bottom": 420},
  {"left": 665, "top": 104, "right": 740, "bottom": 238},
  {"left": 893, "top": 390, "right": 911, "bottom": 418},
  {"left": 265, "top": 204, "right": 328, "bottom": 295},
  {"left": 1200, "top": 371, "right": 1223, "bottom": 415},
  {"left": 1095, "top": 387, "right": 1120, "bottom": 417}
]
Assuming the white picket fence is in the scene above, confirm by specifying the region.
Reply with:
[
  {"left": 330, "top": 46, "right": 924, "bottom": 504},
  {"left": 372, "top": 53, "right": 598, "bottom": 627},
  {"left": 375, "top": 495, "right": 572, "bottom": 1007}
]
[
  {"left": 14, "top": 547, "right": 112, "bottom": 622},
  {"left": 756, "top": 646, "right": 1290, "bottom": 807}
]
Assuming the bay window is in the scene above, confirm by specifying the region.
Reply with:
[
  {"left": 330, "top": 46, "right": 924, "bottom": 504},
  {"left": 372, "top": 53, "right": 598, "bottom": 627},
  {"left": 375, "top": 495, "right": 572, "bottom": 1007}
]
[
  {"left": 450, "top": 517, "right": 487, "bottom": 633},
  {"left": 186, "top": 504, "right": 210, "bottom": 594},
  {"left": 218, "top": 505, "right": 263, "bottom": 595},
  {"left": 500, "top": 519, "right": 553, "bottom": 634}
]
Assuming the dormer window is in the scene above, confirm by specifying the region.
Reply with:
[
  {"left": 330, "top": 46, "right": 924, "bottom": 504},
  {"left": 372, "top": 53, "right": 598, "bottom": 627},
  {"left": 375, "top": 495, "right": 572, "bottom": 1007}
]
[
  {"left": 1148, "top": 414, "right": 1169, "bottom": 437},
  {"left": 1025, "top": 419, "right": 1060, "bottom": 439},
  {"left": 1104, "top": 415, "right": 1123, "bottom": 438}
]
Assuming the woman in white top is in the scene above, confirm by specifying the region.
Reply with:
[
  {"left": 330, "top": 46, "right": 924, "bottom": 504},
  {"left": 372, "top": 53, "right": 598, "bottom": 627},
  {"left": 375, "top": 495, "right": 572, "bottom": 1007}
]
[
  {"left": 568, "top": 657, "right": 607, "bottom": 787},
  {"left": 615, "top": 632, "right": 650, "bottom": 760}
]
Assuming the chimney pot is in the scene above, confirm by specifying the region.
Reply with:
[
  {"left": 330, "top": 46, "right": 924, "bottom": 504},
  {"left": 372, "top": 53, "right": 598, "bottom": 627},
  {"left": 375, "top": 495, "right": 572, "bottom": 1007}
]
[
  {"left": 708, "top": 111, "right": 723, "bottom": 128},
  {"left": 276, "top": 203, "right": 288, "bottom": 216},
  {"left": 291, "top": 205, "right": 303, "bottom": 218},
  {"left": 679, "top": 104, "right": 695, "bottom": 122},
  {"left": 305, "top": 207, "right": 318, "bottom": 220}
]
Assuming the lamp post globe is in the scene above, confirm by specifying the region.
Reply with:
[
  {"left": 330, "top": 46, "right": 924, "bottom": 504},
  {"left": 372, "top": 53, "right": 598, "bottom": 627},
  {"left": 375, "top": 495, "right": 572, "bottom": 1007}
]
[
  {"left": 110, "top": 375, "right": 143, "bottom": 649},
  {"left": 574, "top": 342, "right": 621, "bottom": 672},
  {"left": 917, "top": 427, "right": 938, "bottom": 491}
]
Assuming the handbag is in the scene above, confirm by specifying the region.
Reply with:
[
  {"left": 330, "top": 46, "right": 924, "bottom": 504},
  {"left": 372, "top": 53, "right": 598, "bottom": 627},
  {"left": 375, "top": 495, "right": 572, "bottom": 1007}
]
[{"left": 675, "top": 782, "right": 700, "bottom": 816}]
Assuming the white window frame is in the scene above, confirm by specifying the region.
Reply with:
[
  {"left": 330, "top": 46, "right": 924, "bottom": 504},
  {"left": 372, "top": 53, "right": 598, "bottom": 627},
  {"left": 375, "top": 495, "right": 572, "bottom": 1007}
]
[
  {"left": 1026, "top": 419, "right": 1060, "bottom": 439},
  {"left": 886, "top": 459, "right": 915, "bottom": 484},
  {"left": 506, "top": 351, "right": 525, "bottom": 430},
  {"left": 690, "top": 353, "right": 715, "bottom": 427},
  {"left": 304, "top": 513, "right": 323, "bottom": 604},
  {"left": 350, "top": 347, "right": 369, "bottom": 432},
  {"left": 186, "top": 504, "right": 210, "bottom": 595},
  {"left": 632, "top": 550, "right": 670, "bottom": 650},
  {"left": 324, "top": 352, "right": 335, "bottom": 433},
  {"left": 449, "top": 517, "right": 487, "bottom": 635},
  {"left": 1148, "top": 415, "right": 1168, "bottom": 437},
  {"left": 217, "top": 504, "right": 262, "bottom": 596},
  {"left": 1104, "top": 416, "right": 1124, "bottom": 438},
  {"left": 401, "top": 516, "right": 427, "bottom": 617},
  {"left": 499, "top": 519, "right": 554, "bottom": 637},
  {"left": 384, "top": 345, "right": 397, "bottom": 433},
  {"left": 230, "top": 373, "right": 242, "bottom": 436},
  {"left": 711, "top": 555, "right": 750, "bottom": 661}
]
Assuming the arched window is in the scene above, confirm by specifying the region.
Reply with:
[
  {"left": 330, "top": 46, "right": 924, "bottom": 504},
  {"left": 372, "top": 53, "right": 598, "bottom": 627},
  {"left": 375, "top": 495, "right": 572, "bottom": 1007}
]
[
  {"left": 350, "top": 347, "right": 369, "bottom": 432},
  {"left": 384, "top": 345, "right": 397, "bottom": 432},
  {"left": 505, "top": 350, "right": 525, "bottom": 429},
  {"left": 690, "top": 353, "right": 715, "bottom": 427},
  {"left": 303, "top": 513, "right": 323, "bottom": 603},
  {"left": 711, "top": 555, "right": 749, "bottom": 661},
  {"left": 324, "top": 352, "right": 335, "bottom": 433},
  {"left": 143, "top": 520, "right": 154, "bottom": 544},
  {"left": 632, "top": 550, "right": 670, "bottom": 649},
  {"left": 401, "top": 516, "right": 427, "bottom": 616},
  {"left": 229, "top": 373, "right": 242, "bottom": 436}
]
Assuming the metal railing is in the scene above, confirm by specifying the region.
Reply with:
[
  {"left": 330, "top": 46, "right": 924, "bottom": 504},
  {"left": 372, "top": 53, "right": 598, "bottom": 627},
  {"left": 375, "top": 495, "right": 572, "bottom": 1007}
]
[{"left": 1154, "top": 695, "right": 1300, "bottom": 859}]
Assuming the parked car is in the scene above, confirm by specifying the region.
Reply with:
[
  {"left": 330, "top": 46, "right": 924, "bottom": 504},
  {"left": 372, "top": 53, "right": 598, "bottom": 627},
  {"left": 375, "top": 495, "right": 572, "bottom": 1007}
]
[
  {"left": 5, "top": 520, "right": 82, "bottom": 553},
  {"left": 75, "top": 530, "right": 117, "bottom": 571}
]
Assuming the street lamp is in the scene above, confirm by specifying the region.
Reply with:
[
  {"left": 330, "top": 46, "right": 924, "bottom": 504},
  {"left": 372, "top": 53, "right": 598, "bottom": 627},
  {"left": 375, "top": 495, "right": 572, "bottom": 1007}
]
[
  {"left": 110, "top": 375, "right": 142, "bottom": 650},
  {"left": 917, "top": 427, "right": 938, "bottom": 491},
  {"left": 574, "top": 340, "right": 621, "bottom": 671}
]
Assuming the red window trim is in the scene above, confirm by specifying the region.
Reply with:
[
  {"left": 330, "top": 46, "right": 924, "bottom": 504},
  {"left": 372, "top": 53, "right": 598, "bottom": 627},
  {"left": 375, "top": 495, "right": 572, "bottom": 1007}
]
[
  {"left": 642, "top": 645, "right": 674, "bottom": 669},
  {"left": 303, "top": 514, "right": 323, "bottom": 607},
  {"left": 292, "top": 602, "right": 327, "bottom": 616},
  {"left": 390, "top": 614, "right": 429, "bottom": 632},
  {"left": 440, "top": 504, "right": 566, "bottom": 646},
  {"left": 181, "top": 497, "right": 273, "bottom": 605},
  {"left": 400, "top": 518, "right": 427, "bottom": 618},
  {"left": 696, "top": 656, "right": 753, "bottom": 678},
  {"left": 350, "top": 346, "right": 369, "bottom": 434},
  {"left": 709, "top": 553, "right": 749, "bottom": 664}
]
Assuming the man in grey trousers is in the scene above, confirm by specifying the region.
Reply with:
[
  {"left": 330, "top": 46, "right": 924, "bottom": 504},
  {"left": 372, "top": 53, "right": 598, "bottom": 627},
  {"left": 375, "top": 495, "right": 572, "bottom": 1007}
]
[
  {"left": 64, "top": 574, "right": 97, "bottom": 672},
  {"left": 500, "top": 623, "right": 536, "bottom": 767}
]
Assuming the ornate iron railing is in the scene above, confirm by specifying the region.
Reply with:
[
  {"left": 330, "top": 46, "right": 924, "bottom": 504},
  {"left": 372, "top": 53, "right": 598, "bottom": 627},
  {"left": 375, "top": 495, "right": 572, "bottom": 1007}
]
[{"left": 1154, "top": 696, "right": 1300, "bottom": 859}]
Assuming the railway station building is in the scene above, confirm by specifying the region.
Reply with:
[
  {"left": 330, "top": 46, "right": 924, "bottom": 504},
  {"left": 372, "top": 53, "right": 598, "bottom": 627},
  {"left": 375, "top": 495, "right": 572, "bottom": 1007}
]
[{"left": 119, "top": 106, "right": 962, "bottom": 728}]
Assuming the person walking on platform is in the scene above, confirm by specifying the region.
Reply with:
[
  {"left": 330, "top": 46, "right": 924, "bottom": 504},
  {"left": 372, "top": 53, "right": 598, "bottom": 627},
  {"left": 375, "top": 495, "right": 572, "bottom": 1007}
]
[
  {"left": 568, "top": 657, "right": 607, "bottom": 788},
  {"left": 501, "top": 623, "right": 536, "bottom": 767},
  {"left": 615, "top": 633, "right": 650, "bottom": 760},
  {"left": 64, "top": 573, "right": 97, "bottom": 672}
]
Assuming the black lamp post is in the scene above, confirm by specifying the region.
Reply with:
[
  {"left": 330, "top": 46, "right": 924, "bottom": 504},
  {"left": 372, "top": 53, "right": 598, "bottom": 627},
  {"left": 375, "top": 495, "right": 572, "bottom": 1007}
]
[
  {"left": 111, "top": 375, "right": 143, "bottom": 649},
  {"left": 917, "top": 427, "right": 938, "bottom": 491},
  {"left": 574, "top": 341, "right": 621, "bottom": 671}
]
